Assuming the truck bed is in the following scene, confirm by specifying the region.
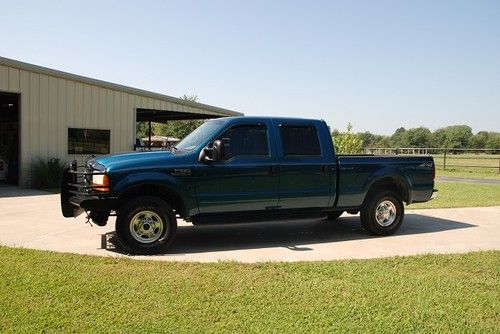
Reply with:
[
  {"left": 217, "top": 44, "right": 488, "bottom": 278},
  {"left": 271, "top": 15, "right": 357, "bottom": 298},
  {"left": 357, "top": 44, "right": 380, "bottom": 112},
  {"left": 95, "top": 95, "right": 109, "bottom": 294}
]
[{"left": 336, "top": 155, "right": 435, "bottom": 207}]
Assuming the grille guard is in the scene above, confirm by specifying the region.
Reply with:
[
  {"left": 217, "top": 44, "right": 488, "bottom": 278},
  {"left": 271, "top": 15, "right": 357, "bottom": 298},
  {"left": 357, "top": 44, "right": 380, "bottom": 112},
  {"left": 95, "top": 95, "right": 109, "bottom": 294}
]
[{"left": 60, "top": 161, "right": 111, "bottom": 217}]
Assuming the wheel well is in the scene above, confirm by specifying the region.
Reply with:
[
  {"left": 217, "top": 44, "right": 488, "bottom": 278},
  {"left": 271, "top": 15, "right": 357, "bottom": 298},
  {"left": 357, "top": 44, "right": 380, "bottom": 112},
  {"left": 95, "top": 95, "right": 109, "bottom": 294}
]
[
  {"left": 118, "top": 184, "right": 186, "bottom": 217},
  {"left": 367, "top": 177, "right": 409, "bottom": 203}
]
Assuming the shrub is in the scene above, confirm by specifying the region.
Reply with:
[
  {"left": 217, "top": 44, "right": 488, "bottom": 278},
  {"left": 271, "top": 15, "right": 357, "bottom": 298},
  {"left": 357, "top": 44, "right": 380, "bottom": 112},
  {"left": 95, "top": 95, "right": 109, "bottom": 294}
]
[
  {"left": 30, "top": 157, "right": 65, "bottom": 189},
  {"left": 333, "top": 123, "right": 364, "bottom": 154}
]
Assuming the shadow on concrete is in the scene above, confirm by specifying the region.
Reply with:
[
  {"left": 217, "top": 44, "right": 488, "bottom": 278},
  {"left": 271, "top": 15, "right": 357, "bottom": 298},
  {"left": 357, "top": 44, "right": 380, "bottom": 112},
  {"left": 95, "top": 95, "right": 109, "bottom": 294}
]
[
  {"left": 0, "top": 184, "right": 54, "bottom": 198},
  {"left": 101, "top": 213, "right": 476, "bottom": 256}
]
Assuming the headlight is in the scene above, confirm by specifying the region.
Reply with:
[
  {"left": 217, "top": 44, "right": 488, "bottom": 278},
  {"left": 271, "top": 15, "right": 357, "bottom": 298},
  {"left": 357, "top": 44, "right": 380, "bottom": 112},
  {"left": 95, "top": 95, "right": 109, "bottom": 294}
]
[{"left": 92, "top": 174, "right": 110, "bottom": 192}]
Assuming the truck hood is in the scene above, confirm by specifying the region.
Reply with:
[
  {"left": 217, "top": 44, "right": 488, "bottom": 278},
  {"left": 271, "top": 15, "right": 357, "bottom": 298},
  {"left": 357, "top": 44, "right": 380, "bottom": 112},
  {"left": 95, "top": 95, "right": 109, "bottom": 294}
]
[{"left": 91, "top": 150, "right": 184, "bottom": 172}]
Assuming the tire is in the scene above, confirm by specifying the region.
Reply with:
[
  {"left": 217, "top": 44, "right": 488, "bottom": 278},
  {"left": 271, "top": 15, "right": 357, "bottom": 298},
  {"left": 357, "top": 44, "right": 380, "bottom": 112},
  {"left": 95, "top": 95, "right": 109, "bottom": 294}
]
[
  {"left": 360, "top": 190, "right": 404, "bottom": 236},
  {"left": 327, "top": 211, "right": 344, "bottom": 221},
  {"left": 115, "top": 196, "right": 177, "bottom": 254}
]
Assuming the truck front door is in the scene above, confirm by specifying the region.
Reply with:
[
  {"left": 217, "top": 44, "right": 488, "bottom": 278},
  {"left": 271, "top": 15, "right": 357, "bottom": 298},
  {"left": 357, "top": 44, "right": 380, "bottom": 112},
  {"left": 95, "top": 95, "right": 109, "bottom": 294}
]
[{"left": 196, "top": 122, "right": 279, "bottom": 214}]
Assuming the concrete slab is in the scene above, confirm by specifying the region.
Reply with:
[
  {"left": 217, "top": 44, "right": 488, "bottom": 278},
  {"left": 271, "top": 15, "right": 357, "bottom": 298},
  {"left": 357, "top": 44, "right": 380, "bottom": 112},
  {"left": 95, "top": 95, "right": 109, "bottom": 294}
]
[{"left": 0, "top": 187, "right": 498, "bottom": 262}]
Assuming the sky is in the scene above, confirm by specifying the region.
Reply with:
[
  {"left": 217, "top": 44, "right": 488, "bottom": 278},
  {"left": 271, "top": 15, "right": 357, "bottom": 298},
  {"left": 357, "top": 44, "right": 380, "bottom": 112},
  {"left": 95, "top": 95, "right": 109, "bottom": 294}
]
[{"left": 1, "top": 0, "right": 499, "bottom": 135}]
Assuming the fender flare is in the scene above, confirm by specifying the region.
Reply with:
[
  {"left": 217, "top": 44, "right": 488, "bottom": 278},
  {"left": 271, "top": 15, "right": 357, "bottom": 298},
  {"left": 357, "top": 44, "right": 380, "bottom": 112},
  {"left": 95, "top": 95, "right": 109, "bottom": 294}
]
[{"left": 363, "top": 170, "right": 413, "bottom": 204}]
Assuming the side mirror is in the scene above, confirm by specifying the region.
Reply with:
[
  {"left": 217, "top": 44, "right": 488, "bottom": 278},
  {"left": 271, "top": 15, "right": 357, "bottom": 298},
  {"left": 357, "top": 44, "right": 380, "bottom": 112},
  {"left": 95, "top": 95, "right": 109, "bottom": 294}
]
[
  {"left": 199, "top": 139, "right": 225, "bottom": 163},
  {"left": 212, "top": 140, "right": 225, "bottom": 161}
]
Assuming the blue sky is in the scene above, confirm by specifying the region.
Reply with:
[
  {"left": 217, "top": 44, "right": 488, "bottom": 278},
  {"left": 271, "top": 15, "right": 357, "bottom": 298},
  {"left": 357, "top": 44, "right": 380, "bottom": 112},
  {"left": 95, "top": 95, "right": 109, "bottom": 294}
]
[{"left": 1, "top": 0, "right": 499, "bottom": 134}]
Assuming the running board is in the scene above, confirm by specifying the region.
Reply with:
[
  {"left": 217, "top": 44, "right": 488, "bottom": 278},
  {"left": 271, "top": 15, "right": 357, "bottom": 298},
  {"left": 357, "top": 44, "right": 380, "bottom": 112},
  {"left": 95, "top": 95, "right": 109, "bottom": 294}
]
[{"left": 192, "top": 211, "right": 328, "bottom": 225}]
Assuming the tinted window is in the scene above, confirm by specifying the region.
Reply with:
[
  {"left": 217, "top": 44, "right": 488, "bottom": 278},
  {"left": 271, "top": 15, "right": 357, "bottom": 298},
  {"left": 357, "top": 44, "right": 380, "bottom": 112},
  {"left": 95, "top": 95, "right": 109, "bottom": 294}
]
[
  {"left": 219, "top": 125, "right": 268, "bottom": 159},
  {"left": 68, "top": 128, "right": 110, "bottom": 154},
  {"left": 280, "top": 125, "right": 321, "bottom": 156}
]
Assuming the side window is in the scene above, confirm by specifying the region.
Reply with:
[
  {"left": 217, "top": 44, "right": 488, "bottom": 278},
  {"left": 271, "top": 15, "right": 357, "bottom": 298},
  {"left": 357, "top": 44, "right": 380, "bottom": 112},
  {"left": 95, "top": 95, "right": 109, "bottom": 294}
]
[
  {"left": 219, "top": 125, "right": 269, "bottom": 159},
  {"left": 280, "top": 125, "right": 321, "bottom": 156}
]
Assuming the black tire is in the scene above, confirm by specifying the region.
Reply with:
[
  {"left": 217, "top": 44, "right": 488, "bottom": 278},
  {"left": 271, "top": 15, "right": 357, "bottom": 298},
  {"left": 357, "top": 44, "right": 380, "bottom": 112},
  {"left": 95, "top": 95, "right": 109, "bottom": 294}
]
[
  {"left": 360, "top": 190, "right": 404, "bottom": 235},
  {"left": 327, "top": 211, "right": 344, "bottom": 221},
  {"left": 115, "top": 196, "right": 177, "bottom": 254}
]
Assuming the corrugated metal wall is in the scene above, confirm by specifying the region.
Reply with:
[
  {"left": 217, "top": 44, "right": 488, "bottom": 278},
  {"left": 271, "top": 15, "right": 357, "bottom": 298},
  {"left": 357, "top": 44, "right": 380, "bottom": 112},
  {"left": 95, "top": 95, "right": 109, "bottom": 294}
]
[{"left": 0, "top": 64, "right": 215, "bottom": 187}]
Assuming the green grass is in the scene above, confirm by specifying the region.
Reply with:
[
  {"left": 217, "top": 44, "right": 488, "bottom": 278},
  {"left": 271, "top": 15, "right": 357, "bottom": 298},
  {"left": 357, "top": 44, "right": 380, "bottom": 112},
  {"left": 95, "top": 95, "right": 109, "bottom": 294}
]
[
  {"left": 436, "top": 167, "right": 500, "bottom": 180},
  {"left": 410, "top": 181, "right": 500, "bottom": 209},
  {"left": 0, "top": 248, "right": 498, "bottom": 333}
]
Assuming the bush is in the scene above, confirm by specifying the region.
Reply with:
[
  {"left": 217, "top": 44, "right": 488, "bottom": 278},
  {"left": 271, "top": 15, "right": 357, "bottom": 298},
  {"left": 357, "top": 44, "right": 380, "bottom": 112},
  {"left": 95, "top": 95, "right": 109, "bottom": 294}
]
[
  {"left": 30, "top": 157, "right": 65, "bottom": 189},
  {"left": 333, "top": 123, "right": 364, "bottom": 154}
]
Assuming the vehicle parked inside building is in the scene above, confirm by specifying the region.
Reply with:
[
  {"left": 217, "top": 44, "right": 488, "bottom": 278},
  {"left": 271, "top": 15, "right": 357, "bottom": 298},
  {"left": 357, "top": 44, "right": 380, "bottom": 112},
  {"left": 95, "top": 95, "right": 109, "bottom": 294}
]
[{"left": 61, "top": 116, "right": 437, "bottom": 254}]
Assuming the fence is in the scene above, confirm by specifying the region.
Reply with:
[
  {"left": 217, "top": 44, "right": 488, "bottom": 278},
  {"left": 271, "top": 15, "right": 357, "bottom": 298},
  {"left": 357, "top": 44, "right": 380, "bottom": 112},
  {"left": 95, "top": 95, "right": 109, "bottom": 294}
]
[{"left": 365, "top": 148, "right": 500, "bottom": 173}]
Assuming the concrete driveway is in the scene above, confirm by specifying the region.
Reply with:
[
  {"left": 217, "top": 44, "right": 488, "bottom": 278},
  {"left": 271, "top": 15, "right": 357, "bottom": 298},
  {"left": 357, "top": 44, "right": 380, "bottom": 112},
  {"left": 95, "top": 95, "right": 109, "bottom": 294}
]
[{"left": 0, "top": 185, "right": 498, "bottom": 262}]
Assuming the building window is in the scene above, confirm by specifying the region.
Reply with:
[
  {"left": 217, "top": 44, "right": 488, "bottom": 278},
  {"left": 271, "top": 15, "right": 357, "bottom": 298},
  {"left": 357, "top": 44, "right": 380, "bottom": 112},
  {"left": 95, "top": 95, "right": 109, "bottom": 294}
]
[
  {"left": 68, "top": 128, "right": 110, "bottom": 155},
  {"left": 280, "top": 125, "right": 321, "bottom": 156}
]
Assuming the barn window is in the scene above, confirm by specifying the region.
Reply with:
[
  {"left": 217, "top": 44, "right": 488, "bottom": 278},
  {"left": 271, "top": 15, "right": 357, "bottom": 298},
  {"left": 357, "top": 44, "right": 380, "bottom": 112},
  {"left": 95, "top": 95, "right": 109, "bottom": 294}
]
[{"left": 68, "top": 128, "right": 110, "bottom": 154}]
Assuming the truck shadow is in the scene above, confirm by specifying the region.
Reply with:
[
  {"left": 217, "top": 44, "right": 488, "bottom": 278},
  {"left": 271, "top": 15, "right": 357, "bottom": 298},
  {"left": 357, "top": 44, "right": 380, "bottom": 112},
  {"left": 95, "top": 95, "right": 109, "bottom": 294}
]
[{"left": 102, "top": 213, "right": 476, "bottom": 255}]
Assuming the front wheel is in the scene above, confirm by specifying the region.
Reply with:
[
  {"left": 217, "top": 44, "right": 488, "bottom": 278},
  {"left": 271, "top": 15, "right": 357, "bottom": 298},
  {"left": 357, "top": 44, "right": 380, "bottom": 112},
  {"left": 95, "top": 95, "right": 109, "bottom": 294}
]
[
  {"left": 360, "top": 190, "right": 404, "bottom": 235},
  {"left": 115, "top": 196, "right": 177, "bottom": 254}
]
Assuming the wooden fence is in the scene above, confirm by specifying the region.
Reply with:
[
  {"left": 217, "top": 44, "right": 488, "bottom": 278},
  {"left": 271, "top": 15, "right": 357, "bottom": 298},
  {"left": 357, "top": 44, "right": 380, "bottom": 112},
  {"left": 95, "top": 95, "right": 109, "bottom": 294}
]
[{"left": 365, "top": 148, "right": 500, "bottom": 173}]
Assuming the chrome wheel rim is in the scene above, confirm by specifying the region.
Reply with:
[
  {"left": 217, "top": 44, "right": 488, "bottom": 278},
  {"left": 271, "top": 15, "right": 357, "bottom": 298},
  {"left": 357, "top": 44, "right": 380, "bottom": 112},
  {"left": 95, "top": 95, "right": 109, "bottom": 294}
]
[
  {"left": 375, "top": 200, "right": 397, "bottom": 227},
  {"left": 130, "top": 211, "right": 164, "bottom": 244}
]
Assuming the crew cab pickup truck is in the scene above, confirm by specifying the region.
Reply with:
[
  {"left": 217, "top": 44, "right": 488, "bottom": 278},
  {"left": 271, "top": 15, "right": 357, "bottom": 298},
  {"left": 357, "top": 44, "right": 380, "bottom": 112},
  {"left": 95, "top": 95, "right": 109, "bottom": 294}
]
[{"left": 61, "top": 117, "right": 437, "bottom": 254}]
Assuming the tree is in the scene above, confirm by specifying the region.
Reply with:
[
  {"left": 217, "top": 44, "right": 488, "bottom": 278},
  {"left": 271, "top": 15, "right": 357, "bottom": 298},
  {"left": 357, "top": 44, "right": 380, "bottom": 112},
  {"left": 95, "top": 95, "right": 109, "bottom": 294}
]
[
  {"left": 431, "top": 128, "right": 447, "bottom": 148},
  {"left": 443, "top": 125, "right": 473, "bottom": 149},
  {"left": 357, "top": 132, "right": 390, "bottom": 148},
  {"left": 405, "top": 127, "right": 432, "bottom": 147},
  {"left": 469, "top": 131, "right": 489, "bottom": 149},
  {"left": 333, "top": 123, "right": 364, "bottom": 154},
  {"left": 485, "top": 132, "right": 500, "bottom": 149},
  {"left": 390, "top": 127, "right": 409, "bottom": 147},
  {"left": 136, "top": 122, "right": 151, "bottom": 139}
]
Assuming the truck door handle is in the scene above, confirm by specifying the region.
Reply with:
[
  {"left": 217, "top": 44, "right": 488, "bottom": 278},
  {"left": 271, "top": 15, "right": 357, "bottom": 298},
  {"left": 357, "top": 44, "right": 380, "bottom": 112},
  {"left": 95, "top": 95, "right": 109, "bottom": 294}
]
[
  {"left": 269, "top": 165, "right": 278, "bottom": 176},
  {"left": 321, "top": 165, "right": 329, "bottom": 174}
]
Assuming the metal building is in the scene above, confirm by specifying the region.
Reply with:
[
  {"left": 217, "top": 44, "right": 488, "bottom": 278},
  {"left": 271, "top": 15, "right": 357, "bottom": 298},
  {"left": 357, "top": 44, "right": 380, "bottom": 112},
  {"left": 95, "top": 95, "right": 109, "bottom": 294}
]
[{"left": 0, "top": 56, "right": 241, "bottom": 187}]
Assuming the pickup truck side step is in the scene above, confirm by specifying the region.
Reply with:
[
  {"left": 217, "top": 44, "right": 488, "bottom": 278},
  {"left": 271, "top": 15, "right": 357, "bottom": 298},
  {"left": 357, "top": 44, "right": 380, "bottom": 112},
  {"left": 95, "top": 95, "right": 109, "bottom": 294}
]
[{"left": 192, "top": 211, "right": 328, "bottom": 225}]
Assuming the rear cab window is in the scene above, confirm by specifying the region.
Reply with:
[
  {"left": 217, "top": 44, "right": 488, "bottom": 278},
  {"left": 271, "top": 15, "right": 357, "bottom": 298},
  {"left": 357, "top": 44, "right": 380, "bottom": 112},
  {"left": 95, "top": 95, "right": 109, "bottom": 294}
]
[{"left": 280, "top": 124, "right": 322, "bottom": 156}]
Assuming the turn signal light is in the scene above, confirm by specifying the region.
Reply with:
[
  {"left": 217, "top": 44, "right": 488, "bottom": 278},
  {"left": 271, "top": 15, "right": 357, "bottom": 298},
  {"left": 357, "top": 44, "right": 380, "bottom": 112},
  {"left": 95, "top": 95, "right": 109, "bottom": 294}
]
[{"left": 92, "top": 174, "right": 110, "bottom": 192}]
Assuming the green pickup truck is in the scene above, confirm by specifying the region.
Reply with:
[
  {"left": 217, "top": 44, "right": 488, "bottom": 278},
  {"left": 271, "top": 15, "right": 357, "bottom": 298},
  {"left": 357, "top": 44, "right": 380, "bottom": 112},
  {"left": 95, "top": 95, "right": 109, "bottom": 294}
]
[{"left": 61, "top": 116, "right": 437, "bottom": 254}]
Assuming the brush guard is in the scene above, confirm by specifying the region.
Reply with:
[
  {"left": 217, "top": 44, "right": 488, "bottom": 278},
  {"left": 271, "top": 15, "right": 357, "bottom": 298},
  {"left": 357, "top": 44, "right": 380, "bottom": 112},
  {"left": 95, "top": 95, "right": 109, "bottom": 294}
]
[{"left": 60, "top": 160, "right": 117, "bottom": 220}]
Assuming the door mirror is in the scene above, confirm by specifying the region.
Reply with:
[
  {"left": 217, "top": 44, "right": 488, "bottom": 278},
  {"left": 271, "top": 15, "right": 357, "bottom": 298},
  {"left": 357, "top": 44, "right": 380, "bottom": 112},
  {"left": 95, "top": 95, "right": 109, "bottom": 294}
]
[
  {"left": 212, "top": 139, "right": 225, "bottom": 161},
  {"left": 199, "top": 139, "right": 225, "bottom": 163}
]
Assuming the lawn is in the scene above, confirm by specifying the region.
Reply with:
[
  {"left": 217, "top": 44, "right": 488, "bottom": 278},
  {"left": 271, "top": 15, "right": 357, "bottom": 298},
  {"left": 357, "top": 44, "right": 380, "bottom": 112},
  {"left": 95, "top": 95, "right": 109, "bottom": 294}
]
[
  {"left": 0, "top": 247, "right": 498, "bottom": 333},
  {"left": 409, "top": 181, "right": 500, "bottom": 209},
  {"left": 436, "top": 167, "right": 500, "bottom": 180}
]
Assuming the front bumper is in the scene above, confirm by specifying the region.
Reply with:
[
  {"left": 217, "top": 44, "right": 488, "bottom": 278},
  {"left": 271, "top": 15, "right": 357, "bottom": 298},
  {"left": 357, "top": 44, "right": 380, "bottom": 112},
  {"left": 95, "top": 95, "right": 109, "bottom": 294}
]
[{"left": 60, "top": 162, "right": 118, "bottom": 218}]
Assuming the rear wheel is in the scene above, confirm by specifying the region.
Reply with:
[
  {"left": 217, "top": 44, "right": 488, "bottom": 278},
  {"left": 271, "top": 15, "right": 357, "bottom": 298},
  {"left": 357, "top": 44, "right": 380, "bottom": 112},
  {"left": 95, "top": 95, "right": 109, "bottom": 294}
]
[
  {"left": 115, "top": 196, "right": 177, "bottom": 254},
  {"left": 360, "top": 190, "right": 404, "bottom": 235}
]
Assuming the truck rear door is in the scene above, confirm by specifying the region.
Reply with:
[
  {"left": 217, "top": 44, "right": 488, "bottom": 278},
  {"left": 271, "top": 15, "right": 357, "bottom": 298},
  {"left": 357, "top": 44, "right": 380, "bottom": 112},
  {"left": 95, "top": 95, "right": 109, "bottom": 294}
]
[{"left": 274, "top": 120, "right": 334, "bottom": 209}]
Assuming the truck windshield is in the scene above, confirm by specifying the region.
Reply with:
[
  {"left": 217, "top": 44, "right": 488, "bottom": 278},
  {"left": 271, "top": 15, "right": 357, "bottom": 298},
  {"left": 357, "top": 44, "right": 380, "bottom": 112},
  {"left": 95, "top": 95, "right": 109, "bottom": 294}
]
[{"left": 174, "top": 119, "right": 224, "bottom": 152}]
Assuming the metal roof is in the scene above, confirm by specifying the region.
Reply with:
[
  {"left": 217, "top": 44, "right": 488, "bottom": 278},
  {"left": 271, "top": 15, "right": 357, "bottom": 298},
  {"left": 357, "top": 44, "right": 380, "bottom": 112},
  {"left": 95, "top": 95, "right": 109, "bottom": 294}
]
[{"left": 0, "top": 56, "right": 242, "bottom": 117}]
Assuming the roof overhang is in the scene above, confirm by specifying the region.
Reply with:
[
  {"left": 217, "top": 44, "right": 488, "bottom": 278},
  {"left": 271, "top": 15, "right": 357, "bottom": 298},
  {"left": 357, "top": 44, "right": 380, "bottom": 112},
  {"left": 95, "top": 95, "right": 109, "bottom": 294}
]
[{"left": 136, "top": 108, "right": 224, "bottom": 123}]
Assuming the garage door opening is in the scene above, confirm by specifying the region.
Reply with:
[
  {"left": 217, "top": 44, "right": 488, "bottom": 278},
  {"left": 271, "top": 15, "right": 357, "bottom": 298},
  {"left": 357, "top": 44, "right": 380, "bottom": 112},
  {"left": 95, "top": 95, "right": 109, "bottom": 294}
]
[
  {"left": 135, "top": 108, "right": 220, "bottom": 151},
  {"left": 0, "top": 92, "right": 20, "bottom": 185}
]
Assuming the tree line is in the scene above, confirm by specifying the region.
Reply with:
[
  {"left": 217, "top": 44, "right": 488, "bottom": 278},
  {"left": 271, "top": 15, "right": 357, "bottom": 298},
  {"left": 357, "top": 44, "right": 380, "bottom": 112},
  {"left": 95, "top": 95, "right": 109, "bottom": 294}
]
[{"left": 333, "top": 124, "right": 500, "bottom": 151}]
